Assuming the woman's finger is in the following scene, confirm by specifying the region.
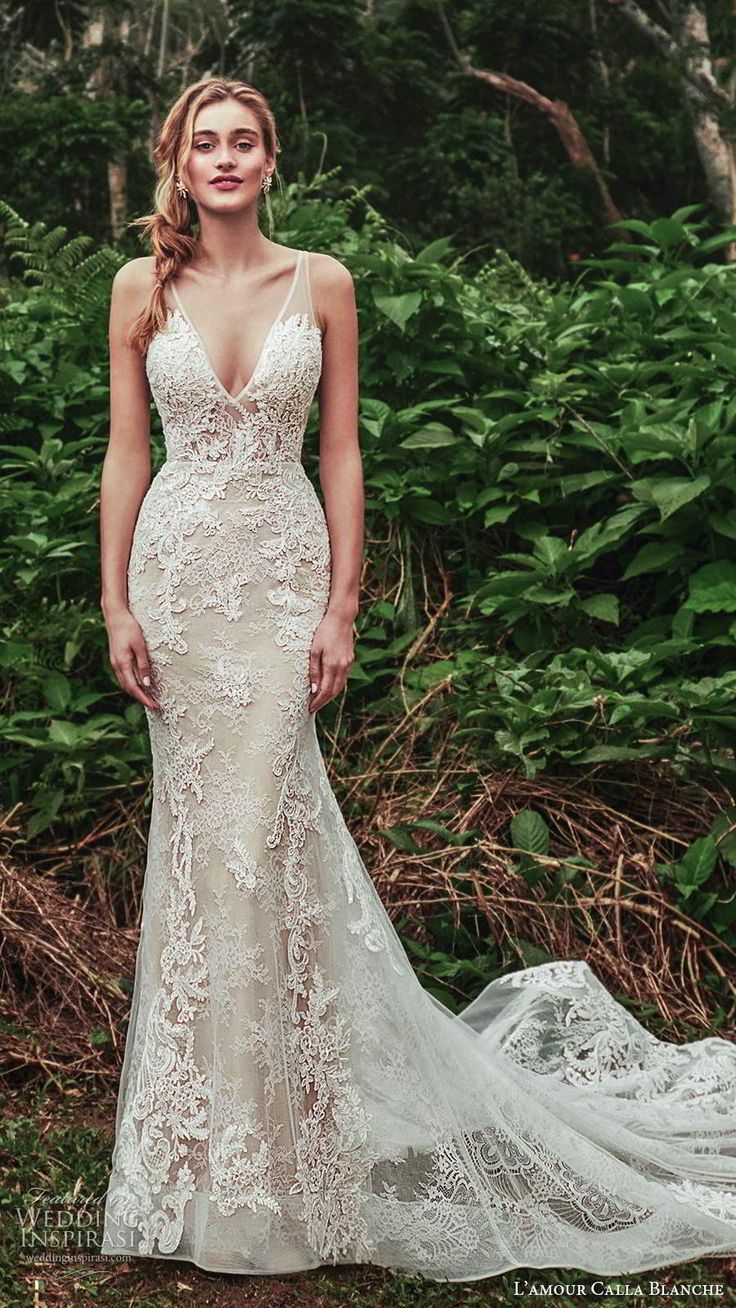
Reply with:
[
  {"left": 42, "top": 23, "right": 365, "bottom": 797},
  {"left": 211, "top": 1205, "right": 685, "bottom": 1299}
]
[
  {"left": 308, "top": 645, "right": 323, "bottom": 706},
  {"left": 310, "top": 663, "right": 342, "bottom": 712},
  {"left": 120, "top": 655, "right": 160, "bottom": 711},
  {"left": 133, "top": 640, "right": 153, "bottom": 690}
]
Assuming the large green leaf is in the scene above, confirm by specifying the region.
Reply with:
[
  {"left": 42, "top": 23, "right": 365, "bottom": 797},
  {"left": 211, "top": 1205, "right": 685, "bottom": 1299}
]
[
  {"left": 510, "top": 809, "right": 550, "bottom": 857},
  {"left": 373, "top": 290, "right": 422, "bottom": 331},
  {"left": 400, "top": 423, "right": 456, "bottom": 449},
  {"left": 630, "top": 475, "right": 711, "bottom": 520},
  {"left": 687, "top": 561, "right": 736, "bottom": 613}
]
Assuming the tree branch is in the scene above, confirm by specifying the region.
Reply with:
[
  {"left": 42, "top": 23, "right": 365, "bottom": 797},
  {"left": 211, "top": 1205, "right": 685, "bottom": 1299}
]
[
  {"left": 435, "top": 2, "right": 624, "bottom": 228},
  {"left": 467, "top": 65, "right": 623, "bottom": 225},
  {"left": 605, "top": 0, "right": 732, "bottom": 116}
]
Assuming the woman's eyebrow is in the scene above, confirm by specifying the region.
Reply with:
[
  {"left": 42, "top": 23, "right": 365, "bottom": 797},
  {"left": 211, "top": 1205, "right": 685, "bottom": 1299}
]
[{"left": 192, "top": 127, "right": 258, "bottom": 138}]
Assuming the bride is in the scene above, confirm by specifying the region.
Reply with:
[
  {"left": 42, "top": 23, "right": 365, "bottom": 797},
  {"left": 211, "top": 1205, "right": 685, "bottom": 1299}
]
[{"left": 98, "top": 76, "right": 736, "bottom": 1282}]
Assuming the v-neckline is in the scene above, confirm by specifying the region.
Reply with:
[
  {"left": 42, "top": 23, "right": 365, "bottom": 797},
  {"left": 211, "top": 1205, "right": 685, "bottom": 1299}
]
[{"left": 169, "top": 249, "right": 304, "bottom": 404}]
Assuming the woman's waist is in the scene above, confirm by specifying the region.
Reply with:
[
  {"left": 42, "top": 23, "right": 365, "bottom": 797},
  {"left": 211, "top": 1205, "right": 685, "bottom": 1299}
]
[
  {"left": 154, "top": 452, "right": 311, "bottom": 484},
  {"left": 145, "top": 455, "right": 322, "bottom": 510},
  {"left": 160, "top": 450, "right": 305, "bottom": 470}
]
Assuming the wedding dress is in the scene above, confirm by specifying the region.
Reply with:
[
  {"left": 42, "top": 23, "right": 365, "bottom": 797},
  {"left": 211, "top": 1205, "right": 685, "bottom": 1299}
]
[{"left": 100, "top": 246, "right": 736, "bottom": 1281}]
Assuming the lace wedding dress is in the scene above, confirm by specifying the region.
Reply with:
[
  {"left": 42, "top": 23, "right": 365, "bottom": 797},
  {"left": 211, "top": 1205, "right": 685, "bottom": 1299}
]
[{"left": 100, "top": 247, "right": 736, "bottom": 1281}]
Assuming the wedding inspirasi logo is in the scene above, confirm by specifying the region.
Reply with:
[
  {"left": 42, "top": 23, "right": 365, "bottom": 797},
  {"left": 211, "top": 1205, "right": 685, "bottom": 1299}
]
[{"left": 14, "top": 1188, "right": 109, "bottom": 1264}]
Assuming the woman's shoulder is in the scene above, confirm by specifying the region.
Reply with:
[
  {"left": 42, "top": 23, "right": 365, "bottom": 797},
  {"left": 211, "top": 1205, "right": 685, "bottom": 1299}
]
[
  {"left": 305, "top": 249, "right": 353, "bottom": 291},
  {"left": 112, "top": 256, "right": 158, "bottom": 298},
  {"left": 110, "top": 257, "right": 160, "bottom": 329}
]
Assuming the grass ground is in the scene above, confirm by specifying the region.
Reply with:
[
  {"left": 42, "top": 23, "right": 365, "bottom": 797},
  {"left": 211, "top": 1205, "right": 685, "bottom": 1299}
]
[{"left": 2, "top": 1083, "right": 734, "bottom": 1308}]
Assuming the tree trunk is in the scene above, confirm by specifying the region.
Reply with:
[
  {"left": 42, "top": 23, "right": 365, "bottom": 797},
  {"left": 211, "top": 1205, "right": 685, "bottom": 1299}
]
[
  {"left": 670, "top": 2, "right": 736, "bottom": 233},
  {"left": 157, "top": 0, "right": 170, "bottom": 80},
  {"left": 608, "top": 0, "right": 736, "bottom": 259},
  {"left": 589, "top": 0, "right": 611, "bottom": 168},
  {"left": 108, "top": 161, "right": 128, "bottom": 242},
  {"left": 83, "top": 9, "right": 130, "bottom": 244}
]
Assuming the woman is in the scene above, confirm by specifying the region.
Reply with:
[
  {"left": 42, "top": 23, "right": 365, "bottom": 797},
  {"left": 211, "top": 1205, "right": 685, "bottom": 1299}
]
[{"left": 99, "top": 76, "right": 736, "bottom": 1281}]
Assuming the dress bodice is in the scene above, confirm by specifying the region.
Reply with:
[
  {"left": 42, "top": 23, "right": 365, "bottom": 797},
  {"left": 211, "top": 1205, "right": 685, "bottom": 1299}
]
[{"left": 145, "top": 248, "right": 323, "bottom": 473}]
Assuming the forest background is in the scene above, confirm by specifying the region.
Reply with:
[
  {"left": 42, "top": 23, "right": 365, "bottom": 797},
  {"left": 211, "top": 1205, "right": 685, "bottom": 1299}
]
[{"left": 2, "top": 1, "right": 736, "bottom": 1305}]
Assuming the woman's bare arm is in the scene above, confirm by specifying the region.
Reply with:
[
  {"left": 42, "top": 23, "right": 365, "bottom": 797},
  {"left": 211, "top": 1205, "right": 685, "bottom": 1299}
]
[
  {"left": 100, "top": 258, "right": 161, "bottom": 711},
  {"left": 308, "top": 253, "right": 364, "bottom": 713}
]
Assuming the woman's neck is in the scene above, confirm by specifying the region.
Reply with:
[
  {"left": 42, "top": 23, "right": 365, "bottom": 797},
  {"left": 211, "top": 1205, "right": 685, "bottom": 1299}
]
[{"left": 188, "top": 210, "right": 272, "bottom": 279}]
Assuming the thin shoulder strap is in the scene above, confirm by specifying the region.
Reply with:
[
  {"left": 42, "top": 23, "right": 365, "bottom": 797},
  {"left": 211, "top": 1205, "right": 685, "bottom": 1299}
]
[
  {"left": 169, "top": 279, "right": 185, "bottom": 316},
  {"left": 278, "top": 248, "right": 318, "bottom": 327},
  {"left": 303, "top": 250, "right": 317, "bottom": 324},
  {"left": 276, "top": 248, "right": 303, "bottom": 324}
]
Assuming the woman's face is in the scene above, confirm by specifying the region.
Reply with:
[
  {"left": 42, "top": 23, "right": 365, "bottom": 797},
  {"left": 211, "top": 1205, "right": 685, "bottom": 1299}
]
[{"left": 181, "top": 96, "right": 273, "bottom": 213}]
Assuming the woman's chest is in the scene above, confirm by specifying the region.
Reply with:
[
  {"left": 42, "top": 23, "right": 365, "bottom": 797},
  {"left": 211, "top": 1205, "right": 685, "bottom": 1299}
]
[{"left": 146, "top": 310, "right": 323, "bottom": 420}]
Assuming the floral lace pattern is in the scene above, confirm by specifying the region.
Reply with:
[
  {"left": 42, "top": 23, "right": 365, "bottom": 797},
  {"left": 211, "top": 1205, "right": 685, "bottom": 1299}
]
[
  {"left": 492, "top": 960, "right": 736, "bottom": 1114},
  {"left": 101, "top": 249, "right": 736, "bottom": 1279}
]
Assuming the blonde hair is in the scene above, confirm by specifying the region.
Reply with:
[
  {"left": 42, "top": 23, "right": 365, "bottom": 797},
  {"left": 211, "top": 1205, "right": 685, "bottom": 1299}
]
[{"left": 126, "top": 77, "right": 281, "bottom": 355}]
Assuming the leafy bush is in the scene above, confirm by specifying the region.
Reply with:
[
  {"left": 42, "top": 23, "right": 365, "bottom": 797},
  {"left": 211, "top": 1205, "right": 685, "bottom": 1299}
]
[
  {"left": 347, "top": 207, "right": 736, "bottom": 788},
  {"left": 2, "top": 193, "right": 736, "bottom": 844}
]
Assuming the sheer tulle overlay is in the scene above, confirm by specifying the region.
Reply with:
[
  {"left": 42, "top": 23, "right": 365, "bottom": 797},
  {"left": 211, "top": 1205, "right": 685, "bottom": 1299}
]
[{"left": 100, "top": 249, "right": 736, "bottom": 1281}]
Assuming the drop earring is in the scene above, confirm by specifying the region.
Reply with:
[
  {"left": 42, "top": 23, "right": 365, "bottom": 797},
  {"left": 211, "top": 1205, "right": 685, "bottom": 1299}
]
[
  {"left": 261, "top": 172, "right": 273, "bottom": 195},
  {"left": 175, "top": 175, "right": 189, "bottom": 199}
]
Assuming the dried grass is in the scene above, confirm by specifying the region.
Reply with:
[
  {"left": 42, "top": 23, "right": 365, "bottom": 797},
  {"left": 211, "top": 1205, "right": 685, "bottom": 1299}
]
[{"left": 2, "top": 730, "right": 734, "bottom": 1093}]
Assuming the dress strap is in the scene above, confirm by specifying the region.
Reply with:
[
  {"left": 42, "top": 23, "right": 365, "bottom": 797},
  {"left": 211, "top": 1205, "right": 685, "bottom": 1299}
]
[
  {"left": 303, "top": 251, "right": 317, "bottom": 326},
  {"left": 273, "top": 248, "right": 301, "bottom": 323},
  {"left": 279, "top": 248, "right": 318, "bottom": 329}
]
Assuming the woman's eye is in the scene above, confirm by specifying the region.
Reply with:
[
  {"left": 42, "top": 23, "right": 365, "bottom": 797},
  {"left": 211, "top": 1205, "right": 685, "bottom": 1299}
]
[{"left": 194, "top": 141, "right": 253, "bottom": 151}]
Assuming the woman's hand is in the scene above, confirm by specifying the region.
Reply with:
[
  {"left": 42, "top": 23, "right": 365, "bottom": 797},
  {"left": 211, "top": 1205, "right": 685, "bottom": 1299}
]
[
  {"left": 104, "top": 606, "right": 161, "bottom": 711},
  {"left": 308, "top": 608, "right": 356, "bottom": 713}
]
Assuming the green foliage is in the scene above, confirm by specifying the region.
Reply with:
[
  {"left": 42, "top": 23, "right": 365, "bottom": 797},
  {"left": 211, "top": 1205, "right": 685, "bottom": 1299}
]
[
  {"left": 3, "top": 195, "right": 736, "bottom": 855},
  {"left": 655, "top": 808, "right": 736, "bottom": 942},
  {"left": 397, "top": 907, "right": 503, "bottom": 1013},
  {"left": 3, "top": 0, "right": 732, "bottom": 275},
  {"left": 0, "top": 205, "right": 137, "bottom": 836},
  {"left": 509, "top": 808, "right": 551, "bottom": 889},
  {"left": 0, "top": 94, "right": 151, "bottom": 244}
]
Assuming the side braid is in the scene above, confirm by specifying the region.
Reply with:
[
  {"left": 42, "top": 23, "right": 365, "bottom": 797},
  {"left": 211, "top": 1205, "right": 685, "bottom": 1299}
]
[{"left": 127, "top": 209, "right": 197, "bottom": 355}]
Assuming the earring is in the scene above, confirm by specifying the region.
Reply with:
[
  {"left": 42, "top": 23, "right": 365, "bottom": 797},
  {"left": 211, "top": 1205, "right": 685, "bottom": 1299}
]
[
  {"left": 261, "top": 172, "right": 272, "bottom": 194},
  {"left": 175, "top": 175, "right": 189, "bottom": 199}
]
